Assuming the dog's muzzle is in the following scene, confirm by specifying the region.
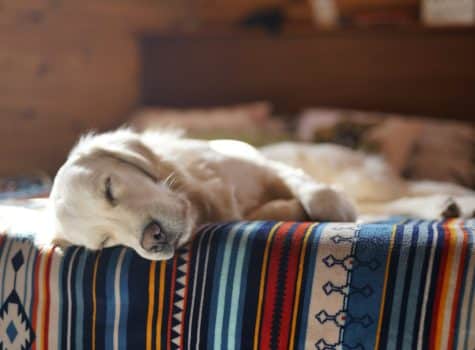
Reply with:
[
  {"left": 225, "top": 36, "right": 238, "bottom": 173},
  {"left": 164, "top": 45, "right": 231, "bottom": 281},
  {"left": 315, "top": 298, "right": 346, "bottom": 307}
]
[{"left": 141, "top": 221, "right": 167, "bottom": 252}]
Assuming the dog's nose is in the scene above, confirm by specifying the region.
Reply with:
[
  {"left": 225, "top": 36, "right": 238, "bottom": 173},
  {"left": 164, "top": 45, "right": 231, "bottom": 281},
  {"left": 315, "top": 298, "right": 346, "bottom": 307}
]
[{"left": 141, "top": 221, "right": 167, "bottom": 252}]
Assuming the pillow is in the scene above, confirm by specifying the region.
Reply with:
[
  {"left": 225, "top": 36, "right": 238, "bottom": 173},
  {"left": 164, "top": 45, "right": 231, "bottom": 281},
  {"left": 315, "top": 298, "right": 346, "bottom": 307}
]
[
  {"left": 128, "top": 102, "right": 291, "bottom": 146},
  {"left": 0, "top": 175, "right": 51, "bottom": 200},
  {"left": 297, "top": 108, "right": 475, "bottom": 188}
]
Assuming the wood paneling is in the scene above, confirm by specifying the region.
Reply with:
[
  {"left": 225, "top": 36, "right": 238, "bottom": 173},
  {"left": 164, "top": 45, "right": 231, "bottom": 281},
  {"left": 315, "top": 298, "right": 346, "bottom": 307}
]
[
  {"left": 0, "top": 0, "right": 190, "bottom": 176},
  {"left": 142, "top": 28, "right": 475, "bottom": 121}
]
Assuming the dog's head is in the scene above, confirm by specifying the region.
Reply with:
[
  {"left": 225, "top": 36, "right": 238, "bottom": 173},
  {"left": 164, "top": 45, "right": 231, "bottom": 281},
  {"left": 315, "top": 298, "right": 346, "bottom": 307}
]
[{"left": 50, "top": 130, "right": 196, "bottom": 260}]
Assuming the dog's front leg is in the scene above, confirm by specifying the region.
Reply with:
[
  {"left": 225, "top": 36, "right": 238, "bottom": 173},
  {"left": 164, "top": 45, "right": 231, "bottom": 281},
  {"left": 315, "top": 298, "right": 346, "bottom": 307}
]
[
  {"left": 245, "top": 199, "right": 308, "bottom": 221},
  {"left": 268, "top": 161, "right": 357, "bottom": 222}
]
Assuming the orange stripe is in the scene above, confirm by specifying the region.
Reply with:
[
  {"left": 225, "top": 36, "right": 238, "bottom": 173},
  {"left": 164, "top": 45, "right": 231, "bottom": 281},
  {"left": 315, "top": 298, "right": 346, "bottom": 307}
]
[
  {"left": 156, "top": 262, "right": 166, "bottom": 350},
  {"left": 447, "top": 222, "right": 468, "bottom": 349},
  {"left": 40, "top": 248, "right": 54, "bottom": 350},
  {"left": 147, "top": 261, "right": 157, "bottom": 350},
  {"left": 428, "top": 221, "right": 450, "bottom": 349},
  {"left": 434, "top": 220, "right": 457, "bottom": 348},
  {"left": 92, "top": 252, "right": 101, "bottom": 350},
  {"left": 375, "top": 225, "right": 397, "bottom": 350},
  {"left": 288, "top": 223, "right": 317, "bottom": 349},
  {"left": 252, "top": 222, "right": 281, "bottom": 350}
]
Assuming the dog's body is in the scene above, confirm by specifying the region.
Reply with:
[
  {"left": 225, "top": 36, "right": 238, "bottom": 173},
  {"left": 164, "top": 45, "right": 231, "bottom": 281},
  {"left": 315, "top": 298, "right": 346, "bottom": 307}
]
[
  {"left": 50, "top": 130, "right": 356, "bottom": 260},
  {"left": 261, "top": 142, "right": 475, "bottom": 220}
]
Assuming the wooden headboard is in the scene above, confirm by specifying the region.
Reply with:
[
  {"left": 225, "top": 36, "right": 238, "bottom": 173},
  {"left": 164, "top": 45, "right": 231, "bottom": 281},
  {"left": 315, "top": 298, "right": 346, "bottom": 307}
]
[{"left": 141, "top": 28, "right": 475, "bottom": 119}]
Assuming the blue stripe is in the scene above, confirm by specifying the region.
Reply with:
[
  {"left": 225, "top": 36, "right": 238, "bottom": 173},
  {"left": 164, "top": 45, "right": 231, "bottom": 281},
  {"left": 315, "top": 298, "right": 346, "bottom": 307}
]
[
  {"left": 209, "top": 223, "right": 243, "bottom": 349},
  {"left": 343, "top": 223, "right": 393, "bottom": 349},
  {"left": 227, "top": 222, "right": 261, "bottom": 349},
  {"left": 411, "top": 221, "right": 436, "bottom": 349},
  {"left": 297, "top": 223, "right": 325, "bottom": 349},
  {"left": 462, "top": 224, "right": 475, "bottom": 350},
  {"left": 399, "top": 222, "right": 429, "bottom": 348},
  {"left": 233, "top": 222, "right": 262, "bottom": 349},
  {"left": 74, "top": 250, "right": 89, "bottom": 350},
  {"left": 105, "top": 249, "right": 121, "bottom": 350},
  {"left": 385, "top": 223, "right": 416, "bottom": 350},
  {"left": 118, "top": 250, "right": 132, "bottom": 350},
  {"left": 222, "top": 224, "right": 247, "bottom": 349}
]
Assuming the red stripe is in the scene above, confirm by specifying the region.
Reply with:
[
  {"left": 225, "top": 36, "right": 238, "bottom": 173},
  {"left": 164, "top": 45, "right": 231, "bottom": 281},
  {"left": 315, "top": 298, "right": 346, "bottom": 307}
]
[
  {"left": 428, "top": 221, "right": 450, "bottom": 349},
  {"left": 167, "top": 257, "right": 177, "bottom": 350},
  {"left": 277, "top": 223, "right": 309, "bottom": 349},
  {"left": 42, "top": 249, "right": 54, "bottom": 350},
  {"left": 447, "top": 224, "right": 469, "bottom": 348},
  {"left": 259, "top": 222, "right": 295, "bottom": 350}
]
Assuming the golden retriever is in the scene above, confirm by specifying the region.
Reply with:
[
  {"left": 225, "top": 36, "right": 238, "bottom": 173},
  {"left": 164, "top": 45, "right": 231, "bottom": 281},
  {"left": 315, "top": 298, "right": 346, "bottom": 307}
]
[{"left": 50, "top": 129, "right": 356, "bottom": 260}]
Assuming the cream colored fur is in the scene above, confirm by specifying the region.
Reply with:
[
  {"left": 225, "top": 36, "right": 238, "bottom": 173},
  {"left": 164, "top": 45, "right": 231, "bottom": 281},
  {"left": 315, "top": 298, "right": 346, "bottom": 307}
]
[
  {"left": 261, "top": 142, "right": 475, "bottom": 220},
  {"left": 50, "top": 130, "right": 356, "bottom": 260}
]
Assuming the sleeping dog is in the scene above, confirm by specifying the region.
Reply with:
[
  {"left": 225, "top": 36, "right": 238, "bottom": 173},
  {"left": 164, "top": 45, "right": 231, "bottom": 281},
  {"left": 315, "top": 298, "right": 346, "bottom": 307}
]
[{"left": 50, "top": 129, "right": 356, "bottom": 260}]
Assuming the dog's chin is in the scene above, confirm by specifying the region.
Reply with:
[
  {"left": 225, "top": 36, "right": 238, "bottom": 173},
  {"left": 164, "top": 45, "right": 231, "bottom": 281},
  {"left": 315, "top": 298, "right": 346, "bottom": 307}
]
[{"left": 137, "top": 244, "right": 176, "bottom": 261}]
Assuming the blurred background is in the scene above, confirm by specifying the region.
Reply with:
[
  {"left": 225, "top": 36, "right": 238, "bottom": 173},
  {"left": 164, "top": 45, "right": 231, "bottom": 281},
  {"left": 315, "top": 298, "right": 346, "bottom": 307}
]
[{"left": 0, "top": 0, "right": 474, "bottom": 193}]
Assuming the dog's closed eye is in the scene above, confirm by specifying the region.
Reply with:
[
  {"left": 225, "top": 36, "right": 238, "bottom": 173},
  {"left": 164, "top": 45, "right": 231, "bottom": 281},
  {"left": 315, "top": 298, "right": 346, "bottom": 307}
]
[
  {"left": 100, "top": 236, "right": 110, "bottom": 248},
  {"left": 104, "top": 177, "right": 117, "bottom": 206}
]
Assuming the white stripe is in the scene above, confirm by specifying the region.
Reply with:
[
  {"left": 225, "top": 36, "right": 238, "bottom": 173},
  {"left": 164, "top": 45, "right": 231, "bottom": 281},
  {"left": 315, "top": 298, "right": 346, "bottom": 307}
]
[
  {"left": 113, "top": 249, "right": 127, "bottom": 350},
  {"left": 66, "top": 248, "right": 80, "bottom": 350},
  {"left": 48, "top": 248, "right": 62, "bottom": 349},
  {"left": 305, "top": 223, "right": 358, "bottom": 348},
  {"left": 416, "top": 222, "right": 439, "bottom": 348},
  {"left": 23, "top": 243, "right": 34, "bottom": 312}
]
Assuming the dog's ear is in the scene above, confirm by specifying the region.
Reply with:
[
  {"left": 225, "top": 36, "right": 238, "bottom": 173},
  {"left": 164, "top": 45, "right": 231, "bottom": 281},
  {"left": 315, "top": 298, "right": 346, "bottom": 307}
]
[
  {"left": 71, "top": 131, "right": 160, "bottom": 182},
  {"left": 71, "top": 130, "right": 185, "bottom": 187}
]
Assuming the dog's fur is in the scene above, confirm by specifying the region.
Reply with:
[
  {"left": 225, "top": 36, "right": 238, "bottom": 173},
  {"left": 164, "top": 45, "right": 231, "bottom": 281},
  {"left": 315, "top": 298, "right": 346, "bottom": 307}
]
[
  {"left": 261, "top": 142, "right": 475, "bottom": 220},
  {"left": 50, "top": 129, "right": 356, "bottom": 260}
]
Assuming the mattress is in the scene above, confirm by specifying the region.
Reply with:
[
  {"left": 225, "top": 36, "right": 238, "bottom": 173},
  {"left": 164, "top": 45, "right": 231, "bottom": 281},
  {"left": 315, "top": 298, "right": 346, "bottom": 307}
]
[{"left": 1, "top": 219, "right": 474, "bottom": 350}]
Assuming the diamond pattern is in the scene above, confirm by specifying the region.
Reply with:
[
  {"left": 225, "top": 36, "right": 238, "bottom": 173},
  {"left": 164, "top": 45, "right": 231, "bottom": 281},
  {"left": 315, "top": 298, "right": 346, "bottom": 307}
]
[
  {"left": 0, "top": 290, "right": 35, "bottom": 349},
  {"left": 6, "top": 320, "right": 18, "bottom": 342},
  {"left": 11, "top": 250, "right": 24, "bottom": 272}
]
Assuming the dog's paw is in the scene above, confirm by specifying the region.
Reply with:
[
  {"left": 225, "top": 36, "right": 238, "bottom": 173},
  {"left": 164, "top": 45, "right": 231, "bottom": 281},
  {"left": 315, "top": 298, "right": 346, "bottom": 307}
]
[
  {"left": 301, "top": 187, "right": 357, "bottom": 222},
  {"left": 440, "top": 198, "right": 461, "bottom": 218},
  {"left": 452, "top": 196, "right": 475, "bottom": 219}
]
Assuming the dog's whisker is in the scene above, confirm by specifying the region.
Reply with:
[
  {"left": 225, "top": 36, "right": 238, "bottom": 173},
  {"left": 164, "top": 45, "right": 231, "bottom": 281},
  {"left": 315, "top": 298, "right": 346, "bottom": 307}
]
[{"left": 162, "top": 172, "right": 176, "bottom": 188}]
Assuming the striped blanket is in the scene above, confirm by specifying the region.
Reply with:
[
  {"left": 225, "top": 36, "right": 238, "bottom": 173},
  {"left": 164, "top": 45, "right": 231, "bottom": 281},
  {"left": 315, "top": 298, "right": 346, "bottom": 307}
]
[{"left": 0, "top": 220, "right": 474, "bottom": 350}]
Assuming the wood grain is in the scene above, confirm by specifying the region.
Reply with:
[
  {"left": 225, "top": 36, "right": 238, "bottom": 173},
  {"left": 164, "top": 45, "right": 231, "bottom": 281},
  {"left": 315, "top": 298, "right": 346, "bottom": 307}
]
[{"left": 0, "top": 0, "right": 188, "bottom": 176}]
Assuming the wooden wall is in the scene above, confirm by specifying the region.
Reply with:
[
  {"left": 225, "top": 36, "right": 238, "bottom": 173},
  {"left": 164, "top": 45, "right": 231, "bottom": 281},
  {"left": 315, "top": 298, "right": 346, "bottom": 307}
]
[
  {"left": 0, "top": 0, "right": 192, "bottom": 176},
  {"left": 0, "top": 0, "right": 305, "bottom": 176}
]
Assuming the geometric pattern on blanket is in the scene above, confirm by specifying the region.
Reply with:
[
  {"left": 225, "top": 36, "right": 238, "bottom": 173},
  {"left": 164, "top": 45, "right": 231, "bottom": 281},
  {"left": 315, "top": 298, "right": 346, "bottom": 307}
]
[{"left": 0, "top": 219, "right": 474, "bottom": 349}]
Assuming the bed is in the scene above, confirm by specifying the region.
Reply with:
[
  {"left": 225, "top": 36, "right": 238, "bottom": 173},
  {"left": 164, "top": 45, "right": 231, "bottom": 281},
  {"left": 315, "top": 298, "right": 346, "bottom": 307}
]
[{"left": 0, "top": 180, "right": 474, "bottom": 350}]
